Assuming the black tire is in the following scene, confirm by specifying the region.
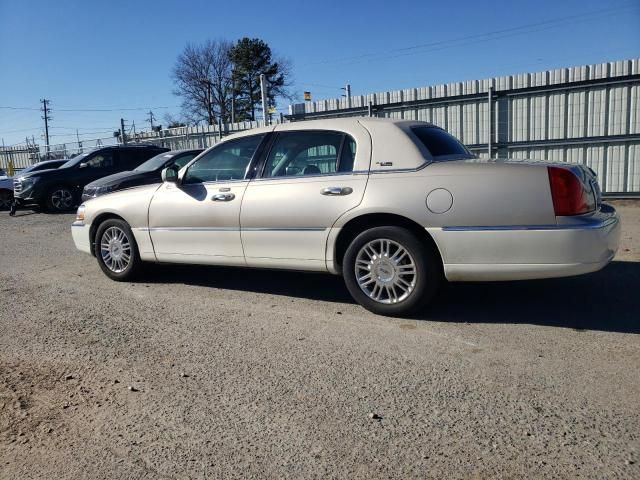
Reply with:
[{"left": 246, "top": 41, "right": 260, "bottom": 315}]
[
  {"left": 45, "top": 185, "right": 76, "bottom": 212},
  {"left": 342, "top": 226, "right": 441, "bottom": 317},
  {"left": 0, "top": 190, "right": 12, "bottom": 210},
  {"left": 94, "top": 218, "right": 142, "bottom": 281}
]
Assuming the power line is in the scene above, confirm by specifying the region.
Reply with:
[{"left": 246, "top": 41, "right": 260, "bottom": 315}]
[
  {"left": 301, "top": 2, "right": 638, "bottom": 68},
  {"left": 0, "top": 104, "right": 177, "bottom": 112}
]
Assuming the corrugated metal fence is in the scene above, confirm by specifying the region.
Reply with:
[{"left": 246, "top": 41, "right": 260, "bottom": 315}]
[{"left": 289, "top": 58, "right": 640, "bottom": 195}]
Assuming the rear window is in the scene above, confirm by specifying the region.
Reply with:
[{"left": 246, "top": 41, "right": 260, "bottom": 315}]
[{"left": 411, "top": 126, "right": 473, "bottom": 161}]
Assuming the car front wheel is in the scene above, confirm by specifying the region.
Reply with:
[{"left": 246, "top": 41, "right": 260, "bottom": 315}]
[
  {"left": 46, "top": 186, "right": 76, "bottom": 212},
  {"left": 343, "top": 226, "right": 441, "bottom": 316},
  {"left": 94, "top": 219, "right": 141, "bottom": 281}
]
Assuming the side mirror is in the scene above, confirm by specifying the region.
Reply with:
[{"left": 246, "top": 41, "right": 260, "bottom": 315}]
[
  {"left": 79, "top": 162, "right": 88, "bottom": 168},
  {"left": 161, "top": 165, "right": 180, "bottom": 184}
]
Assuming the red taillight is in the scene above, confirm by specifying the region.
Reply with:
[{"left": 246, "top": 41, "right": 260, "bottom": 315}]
[{"left": 548, "top": 166, "right": 594, "bottom": 216}]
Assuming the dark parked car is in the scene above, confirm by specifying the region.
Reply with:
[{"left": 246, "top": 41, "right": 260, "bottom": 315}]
[
  {"left": 82, "top": 148, "right": 202, "bottom": 202},
  {"left": 1, "top": 160, "right": 67, "bottom": 210},
  {"left": 12, "top": 144, "right": 168, "bottom": 213}
]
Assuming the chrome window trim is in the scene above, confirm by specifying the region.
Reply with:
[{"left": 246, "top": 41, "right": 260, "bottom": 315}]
[
  {"left": 369, "top": 162, "right": 430, "bottom": 174},
  {"left": 250, "top": 171, "right": 368, "bottom": 182}
]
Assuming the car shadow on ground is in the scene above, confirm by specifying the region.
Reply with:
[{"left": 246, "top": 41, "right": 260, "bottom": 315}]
[{"left": 143, "top": 260, "right": 640, "bottom": 334}]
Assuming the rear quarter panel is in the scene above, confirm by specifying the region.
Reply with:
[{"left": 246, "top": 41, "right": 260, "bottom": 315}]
[
  {"left": 328, "top": 160, "right": 556, "bottom": 272},
  {"left": 335, "top": 161, "right": 556, "bottom": 229}
]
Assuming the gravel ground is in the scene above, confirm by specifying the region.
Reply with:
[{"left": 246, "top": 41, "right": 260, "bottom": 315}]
[{"left": 1, "top": 200, "right": 639, "bottom": 479}]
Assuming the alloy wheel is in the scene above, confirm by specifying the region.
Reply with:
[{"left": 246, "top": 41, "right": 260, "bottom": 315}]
[
  {"left": 100, "top": 226, "right": 132, "bottom": 273},
  {"left": 355, "top": 238, "right": 417, "bottom": 304},
  {"left": 50, "top": 188, "right": 74, "bottom": 210}
]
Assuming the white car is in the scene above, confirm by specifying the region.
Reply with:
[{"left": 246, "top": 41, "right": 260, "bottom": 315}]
[{"left": 72, "top": 118, "right": 620, "bottom": 316}]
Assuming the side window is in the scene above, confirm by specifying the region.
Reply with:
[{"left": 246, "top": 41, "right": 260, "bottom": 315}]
[
  {"left": 171, "top": 153, "right": 197, "bottom": 170},
  {"left": 183, "top": 135, "right": 264, "bottom": 184},
  {"left": 123, "top": 149, "right": 158, "bottom": 169},
  {"left": 84, "top": 151, "right": 115, "bottom": 169},
  {"left": 263, "top": 131, "right": 355, "bottom": 178}
]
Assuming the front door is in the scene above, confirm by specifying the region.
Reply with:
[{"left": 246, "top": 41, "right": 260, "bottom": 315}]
[
  {"left": 240, "top": 128, "right": 370, "bottom": 271},
  {"left": 148, "top": 134, "right": 266, "bottom": 265}
]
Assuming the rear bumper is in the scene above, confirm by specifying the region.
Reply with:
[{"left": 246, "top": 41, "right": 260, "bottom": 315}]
[
  {"left": 71, "top": 222, "right": 92, "bottom": 254},
  {"left": 429, "top": 206, "right": 621, "bottom": 281}
]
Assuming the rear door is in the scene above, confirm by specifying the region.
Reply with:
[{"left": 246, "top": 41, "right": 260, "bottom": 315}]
[{"left": 240, "top": 124, "right": 371, "bottom": 271}]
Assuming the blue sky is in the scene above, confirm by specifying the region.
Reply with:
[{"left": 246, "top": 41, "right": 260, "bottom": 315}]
[{"left": 0, "top": 0, "right": 638, "bottom": 147}]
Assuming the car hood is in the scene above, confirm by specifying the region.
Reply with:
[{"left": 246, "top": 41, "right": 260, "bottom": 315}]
[
  {"left": 85, "top": 170, "right": 152, "bottom": 189},
  {"left": 16, "top": 167, "right": 72, "bottom": 181}
]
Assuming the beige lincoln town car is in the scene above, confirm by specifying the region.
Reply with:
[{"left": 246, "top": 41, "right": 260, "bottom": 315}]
[{"left": 72, "top": 118, "right": 620, "bottom": 315}]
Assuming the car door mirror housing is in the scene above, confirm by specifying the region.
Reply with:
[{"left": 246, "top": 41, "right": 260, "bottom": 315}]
[
  {"left": 162, "top": 165, "right": 180, "bottom": 184},
  {"left": 79, "top": 162, "right": 88, "bottom": 168}
]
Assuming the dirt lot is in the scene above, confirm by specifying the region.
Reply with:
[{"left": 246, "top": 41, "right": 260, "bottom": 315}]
[{"left": 1, "top": 201, "right": 639, "bottom": 479}]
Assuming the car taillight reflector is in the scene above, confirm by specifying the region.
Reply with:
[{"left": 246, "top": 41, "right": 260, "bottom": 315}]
[{"left": 547, "top": 166, "right": 593, "bottom": 216}]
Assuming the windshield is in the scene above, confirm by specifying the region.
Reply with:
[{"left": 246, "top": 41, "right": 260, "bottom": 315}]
[
  {"left": 21, "top": 161, "right": 62, "bottom": 175},
  {"left": 411, "top": 126, "right": 475, "bottom": 161},
  {"left": 60, "top": 151, "right": 94, "bottom": 168},
  {"left": 134, "top": 152, "right": 176, "bottom": 172}
]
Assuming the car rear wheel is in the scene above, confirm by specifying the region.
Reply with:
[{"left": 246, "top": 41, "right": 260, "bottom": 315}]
[
  {"left": 343, "top": 226, "right": 441, "bottom": 316},
  {"left": 0, "top": 190, "right": 12, "bottom": 210},
  {"left": 94, "top": 219, "right": 141, "bottom": 281},
  {"left": 46, "top": 186, "right": 76, "bottom": 212}
]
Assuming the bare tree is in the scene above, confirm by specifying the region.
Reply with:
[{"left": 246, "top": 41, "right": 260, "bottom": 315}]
[
  {"left": 163, "top": 113, "right": 186, "bottom": 129},
  {"left": 171, "top": 40, "right": 233, "bottom": 125}
]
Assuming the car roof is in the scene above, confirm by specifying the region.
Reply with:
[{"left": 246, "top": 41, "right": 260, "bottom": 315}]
[
  {"left": 221, "top": 117, "right": 438, "bottom": 142},
  {"left": 164, "top": 148, "right": 203, "bottom": 155},
  {"left": 96, "top": 144, "right": 167, "bottom": 150}
]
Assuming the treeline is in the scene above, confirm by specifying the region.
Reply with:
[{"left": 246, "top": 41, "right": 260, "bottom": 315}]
[{"left": 170, "top": 37, "right": 292, "bottom": 126}]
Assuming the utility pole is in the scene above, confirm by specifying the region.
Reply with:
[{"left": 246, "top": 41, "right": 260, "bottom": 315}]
[
  {"left": 132, "top": 121, "right": 137, "bottom": 141},
  {"left": 487, "top": 86, "right": 493, "bottom": 159},
  {"left": 40, "top": 99, "right": 51, "bottom": 159},
  {"left": 147, "top": 110, "right": 156, "bottom": 130},
  {"left": 260, "top": 74, "right": 268, "bottom": 126},
  {"left": 231, "top": 77, "right": 236, "bottom": 124},
  {"left": 76, "top": 129, "right": 83, "bottom": 154},
  {"left": 120, "top": 118, "right": 127, "bottom": 145},
  {"left": 342, "top": 83, "right": 352, "bottom": 108}
]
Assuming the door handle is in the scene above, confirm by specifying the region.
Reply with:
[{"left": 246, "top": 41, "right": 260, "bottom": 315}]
[
  {"left": 211, "top": 193, "right": 235, "bottom": 201},
  {"left": 320, "top": 186, "right": 353, "bottom": 196}
]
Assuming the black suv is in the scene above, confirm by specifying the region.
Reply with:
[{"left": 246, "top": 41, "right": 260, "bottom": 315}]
[{"left": 12, "top": 144, "right": 168, "bottom": 213}]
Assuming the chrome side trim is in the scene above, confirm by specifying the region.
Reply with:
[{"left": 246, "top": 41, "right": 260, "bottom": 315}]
[
  {"left": 243, "top": 227, "right": 326, "bottom": 232},
  {"left": 139, "top": 227, "right": 237, "bottom": 232},
  {"left": 442, "top": 216, "right": 617, "bottom": 232},
  {"left": 71, "top": 221, "right": 85, "bottom": 227},
  {"left": 139, "top": 226, "right": 326, "bottom": 232}
]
